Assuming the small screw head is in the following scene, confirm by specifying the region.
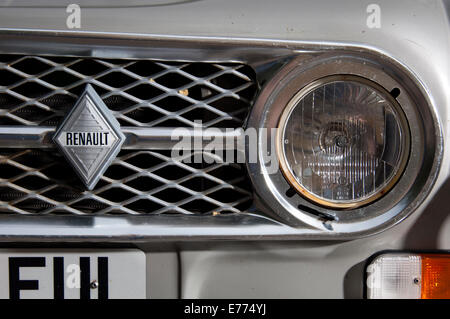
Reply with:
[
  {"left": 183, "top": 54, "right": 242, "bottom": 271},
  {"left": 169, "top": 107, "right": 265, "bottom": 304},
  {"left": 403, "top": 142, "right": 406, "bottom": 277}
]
[
  {"left": 413, "top": 278, "right": 420, "bottom": 285},
  {"left": 90, "top": 280, "right": 99, "bottom": 289}
]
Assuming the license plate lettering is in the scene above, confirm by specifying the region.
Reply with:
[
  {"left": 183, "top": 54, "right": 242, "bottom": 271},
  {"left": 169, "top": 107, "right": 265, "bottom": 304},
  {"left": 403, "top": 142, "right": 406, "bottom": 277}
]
[
  {"left": 9, "top": 256, "right": 108, "bottom": 299},
  {"left": 0, "top": 250, "right": 146, "bottom": 299}
]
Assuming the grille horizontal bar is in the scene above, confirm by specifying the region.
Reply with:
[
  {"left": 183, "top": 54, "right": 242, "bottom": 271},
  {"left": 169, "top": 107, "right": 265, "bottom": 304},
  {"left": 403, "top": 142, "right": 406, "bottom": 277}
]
[{"left": 0, "top": 126, "right": 245, "bottom": 150}]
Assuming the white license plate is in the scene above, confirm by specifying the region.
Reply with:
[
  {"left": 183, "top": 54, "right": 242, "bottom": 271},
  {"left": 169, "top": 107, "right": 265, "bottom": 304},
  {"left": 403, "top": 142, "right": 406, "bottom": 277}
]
[{"left": 0, "top": 249, "right": 146, "bottom": 299}]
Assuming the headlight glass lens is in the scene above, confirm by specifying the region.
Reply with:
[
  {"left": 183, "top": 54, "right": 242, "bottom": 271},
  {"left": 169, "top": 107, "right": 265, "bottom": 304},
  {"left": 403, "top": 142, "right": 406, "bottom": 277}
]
[{"left": 278, "top": 76, "right": 410, "bottom": 208}]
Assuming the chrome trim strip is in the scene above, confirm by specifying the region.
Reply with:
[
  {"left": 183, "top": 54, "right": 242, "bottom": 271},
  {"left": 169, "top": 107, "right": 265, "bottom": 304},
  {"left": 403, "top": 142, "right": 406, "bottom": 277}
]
[
  {"left": 0, "top": 29, "right": 301, "bottom": 67},
  {"left": 0, "top": 126, "right": 244, "bottom": 150},
  {"left": 0, "top": 126, "right": 53, "bottom": 148},
  {"left": 123, "top": 127, "right": 244, "bottom": 151},
  {"left": 0, "top": 214, "right": 325, "bottom": 242}
]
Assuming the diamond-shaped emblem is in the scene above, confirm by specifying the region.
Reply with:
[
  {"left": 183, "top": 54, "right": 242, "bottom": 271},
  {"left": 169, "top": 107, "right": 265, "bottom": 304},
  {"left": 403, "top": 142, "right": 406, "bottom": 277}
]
[{"left": 53, "top": 85, "right": 125, "bottom": 190}]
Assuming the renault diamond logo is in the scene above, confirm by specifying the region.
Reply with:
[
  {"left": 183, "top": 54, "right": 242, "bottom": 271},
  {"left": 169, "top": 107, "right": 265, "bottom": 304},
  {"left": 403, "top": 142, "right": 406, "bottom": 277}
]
[{"left": 53, "top": 85, "right": 125, "bottom": 190}]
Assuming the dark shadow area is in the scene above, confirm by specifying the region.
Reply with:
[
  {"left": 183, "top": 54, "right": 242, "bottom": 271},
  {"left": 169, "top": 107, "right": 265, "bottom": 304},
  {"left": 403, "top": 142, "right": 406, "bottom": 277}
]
[
  {"left": 343, "top": 260, "right": 366, "bottom": 299},
  {"left": 404, "top": 178, "right": 450, "bottom": 249}
]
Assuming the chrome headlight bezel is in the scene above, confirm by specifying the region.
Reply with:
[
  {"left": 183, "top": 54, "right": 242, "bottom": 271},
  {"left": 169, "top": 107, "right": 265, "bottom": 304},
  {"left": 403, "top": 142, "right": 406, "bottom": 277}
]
[{"left": 246, "top": 51, "right": 440, "bottom": 235}]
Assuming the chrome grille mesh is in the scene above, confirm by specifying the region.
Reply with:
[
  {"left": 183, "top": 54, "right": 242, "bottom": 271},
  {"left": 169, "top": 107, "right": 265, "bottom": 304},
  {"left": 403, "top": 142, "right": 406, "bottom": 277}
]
[
  {"left": 0, "top": 148, "right": 252, "bottom": 215},
  {"left": 0, "top": 54, "right": 256, "bottom": 127},
  {"left": 0, "top": 54, "right": 256, "bottom": 216}
]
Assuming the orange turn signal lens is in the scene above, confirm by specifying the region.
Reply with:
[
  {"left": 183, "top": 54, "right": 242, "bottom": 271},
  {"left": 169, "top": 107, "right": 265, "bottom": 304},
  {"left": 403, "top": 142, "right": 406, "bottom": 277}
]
[
  {"left": 367, "top": 253, "right": 450, "bottom": 299},
  {"left": 421, "top": 254, "right": 450, "bottom": 299}
]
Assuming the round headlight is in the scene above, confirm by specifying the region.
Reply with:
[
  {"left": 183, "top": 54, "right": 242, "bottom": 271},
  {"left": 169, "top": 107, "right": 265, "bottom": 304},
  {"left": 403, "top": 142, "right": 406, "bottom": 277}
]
[{"left": 277, "top": 75, "right": 410, "bottom": 209}]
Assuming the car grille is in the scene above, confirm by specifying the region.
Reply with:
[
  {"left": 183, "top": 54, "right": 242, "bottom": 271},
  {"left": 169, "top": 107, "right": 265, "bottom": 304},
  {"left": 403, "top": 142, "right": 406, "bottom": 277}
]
[
  {"left": 0, "top": 148, "right": 252, "bottom": 215},
  {"left": 0, "top": 54, "right": 255, "bottom": 128},
  {"left": 0, "top": 54, "right": 257, "bottom": 216}
]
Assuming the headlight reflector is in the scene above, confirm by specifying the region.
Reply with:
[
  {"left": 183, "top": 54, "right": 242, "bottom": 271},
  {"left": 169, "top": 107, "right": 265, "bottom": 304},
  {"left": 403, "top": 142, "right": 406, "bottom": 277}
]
[{"left": 277, "top": 75, "right": 410, "bottom": 209}]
